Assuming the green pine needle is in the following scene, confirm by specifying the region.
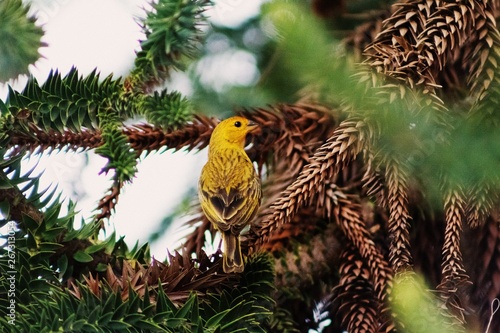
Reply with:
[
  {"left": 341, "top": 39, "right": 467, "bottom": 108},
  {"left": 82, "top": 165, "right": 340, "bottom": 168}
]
[
  {"left": 141, "top": 90, "right": 193, "bottom": 129},
  {"left": 6, "top": 68, "right": 123, "bottom": 132},
  {"left": 0, "top": 0, "right": 45, "bottom": 81},
  {"left": 131, "top": 0, "right": 210, "bottom": 88},
  {"left": 95, "top": 107, "right": 137, "bottom": 183}
]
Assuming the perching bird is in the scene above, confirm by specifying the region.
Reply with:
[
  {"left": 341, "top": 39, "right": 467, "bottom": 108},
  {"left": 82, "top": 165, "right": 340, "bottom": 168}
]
[{"left": 198, "top": 116, "right": 261, "bottom": 273}]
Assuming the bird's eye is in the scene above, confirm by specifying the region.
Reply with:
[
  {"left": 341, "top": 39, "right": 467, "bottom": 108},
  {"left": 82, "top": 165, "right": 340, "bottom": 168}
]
[{"left": 234, "top": 121, "right": 242, "bottom": 128}]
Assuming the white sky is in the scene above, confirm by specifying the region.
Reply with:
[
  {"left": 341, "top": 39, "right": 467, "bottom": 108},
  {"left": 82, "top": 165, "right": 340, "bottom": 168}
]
[{"left": 1, "top": 0, "right": 264, "bottom": 258}]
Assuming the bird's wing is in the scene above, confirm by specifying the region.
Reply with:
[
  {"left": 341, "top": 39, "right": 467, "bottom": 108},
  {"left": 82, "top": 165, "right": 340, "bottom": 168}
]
[
  {"left": 200, "top": 178, "right": 261, "bottom": 234},
  {"left": 209, "top": 188, "right": 245, "bottom": 221}
]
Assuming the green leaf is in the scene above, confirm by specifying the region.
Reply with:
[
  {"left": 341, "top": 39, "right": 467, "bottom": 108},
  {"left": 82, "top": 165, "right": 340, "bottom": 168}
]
[
  {"left": 98, "top": 312, "right": 113, "bottom": 326},
  {"left": 111, "top": 300, "right": 129, "bottom": 320},
  {"left": 135, "top": 320, "right": 163, "bottom": 330},
  {"left": 84, "top": 242, "right": 107, "bottom": 254},
  {"left": 205, "top": 309, "right": 231, "bottom": 328},
  {"left": 26, "top": 229, "right": 37, "bottom": 249},
  {"left": 176, "top": 292, "right": 197, "bottom": 319},
  {"left": 123, "top": 313, "right": 143, "bottom": 325},
  {"left": 22, "top": 213, "right": 40, "bottom": 230},
  {"left": 95, "top": 263, "right": 108, "bottom": 272},
  {"left": 87, "top": 305, "right": 101, "bottom": 324},
  {"left": 131, "top": 241, "right": 150, "bottom": 263},
  {"left": 155, "top": 285, "right": 177, "bottom": 314},
  {"left": 71, "top": 319, "right": 88, "bottom": 331},
  {"left": 81, "top": 323, "right": 100, "bottom": 332},
  {"left": 164, "top": 318, "right": 187, "bottom": 328},
  {"left": 38, "top": 242, "right": 64, "bottom": 251},
  {"left": 31, "top": 264, "right": 57, "bottom": 277},
  {"left": 50, "top": 312, "right": 61, "bottom": 331},
  {"left": 41, "top": 226, "right": 66, "bottom": 240},
  {"left": 73, "top": 250, "right": 93, "bottom": 263},
  {"left": 102, "top": 292, "right": 117, "bottom": 315},
  {"left": 57, "top": 255, "right": 68, "bottom": 275},
  {"left": 0, "top": 99, "right": 7, "bottom": 113},
  {"left": 43, "top": 202, "right": 61, "bottom": 223},
  {"left": 107, "top": 320, "right": 132, "bottom": 330},
  {"left": 28, "top": 278, "right": 51, "bottom": 291}
]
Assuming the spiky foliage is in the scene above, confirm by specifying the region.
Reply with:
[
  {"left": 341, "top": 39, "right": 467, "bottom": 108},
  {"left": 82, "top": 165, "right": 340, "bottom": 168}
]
[
  {"left": 140, "top": 91, "right": 193, "bottom": 129},
  {"left": 1, "top": 0, "right": 205, "bottom": 217},
  {"left": 5, "top": 69, "right": 120, "bottom": 132},
  {"left": 331, "top": 244, "right": 380, "bottom": 333},
  {"left": 0, "top": 145, "right": 275, "bottom": 332},
  {"left": 0, "top": 0, "right": 44, "bottom": 81},
  {"left": 3, "top": 0, "right": 500, "bottom": 332},
  {"left": 0, "top": 1, "right": 276, "bottom": 331},
  {"left": 130, "top": 0, "right": 210, "bottom": 90},
  {"left": 3, "top": 252, "right": 274, "bottom": 333}
]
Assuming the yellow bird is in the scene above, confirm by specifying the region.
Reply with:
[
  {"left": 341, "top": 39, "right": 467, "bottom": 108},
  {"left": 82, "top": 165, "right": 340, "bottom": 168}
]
[{"left": 198, "top": 116, "right": 261, "bottom": 273}]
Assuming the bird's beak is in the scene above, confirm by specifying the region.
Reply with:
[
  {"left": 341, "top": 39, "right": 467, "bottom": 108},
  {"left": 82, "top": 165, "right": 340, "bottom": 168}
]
[{"left": 247, "top": 120, "right": 259, "bottom": 132}]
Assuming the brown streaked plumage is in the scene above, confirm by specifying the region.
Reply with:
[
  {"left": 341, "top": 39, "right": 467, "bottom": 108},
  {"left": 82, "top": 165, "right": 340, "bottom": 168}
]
[{"left": 198, "top": 116, "right": 261, "bottom": 273}]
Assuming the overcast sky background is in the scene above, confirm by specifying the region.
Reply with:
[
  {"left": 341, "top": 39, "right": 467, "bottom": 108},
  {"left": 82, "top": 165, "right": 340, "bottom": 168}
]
[{"left": 1, "top": 0, "right": 264, "bottom": 258}]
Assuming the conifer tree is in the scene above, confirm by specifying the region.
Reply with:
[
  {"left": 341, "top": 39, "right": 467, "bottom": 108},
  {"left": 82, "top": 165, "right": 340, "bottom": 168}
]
[{"left": 1, "top": 0, "right": 500, "bottom": 332}]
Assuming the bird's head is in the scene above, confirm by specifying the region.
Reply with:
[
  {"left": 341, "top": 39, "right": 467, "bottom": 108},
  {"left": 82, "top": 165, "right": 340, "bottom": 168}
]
[{"left": 210, "top": 116, "right": 258, "bottom": 148}]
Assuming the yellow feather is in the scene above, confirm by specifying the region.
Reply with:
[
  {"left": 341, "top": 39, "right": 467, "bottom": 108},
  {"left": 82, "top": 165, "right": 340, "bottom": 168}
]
[{"left": 198, "top": 117, "right": 261, "bottom": 273}]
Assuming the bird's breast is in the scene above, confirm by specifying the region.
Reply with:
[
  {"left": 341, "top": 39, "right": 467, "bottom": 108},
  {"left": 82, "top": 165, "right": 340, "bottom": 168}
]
[{"left": 204, "top": 148, "right": 256, "bottom": 191}]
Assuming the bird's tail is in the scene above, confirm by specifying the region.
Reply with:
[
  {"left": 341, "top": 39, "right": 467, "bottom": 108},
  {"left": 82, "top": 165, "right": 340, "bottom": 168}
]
[{"left": 221, "top": 231, "right": 244, "bottom": 273}]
